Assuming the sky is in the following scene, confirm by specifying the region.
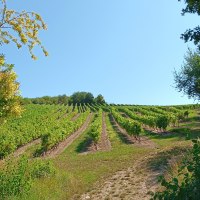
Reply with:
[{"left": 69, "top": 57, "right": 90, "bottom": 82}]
[{"left": 2, "top": 0, "right": 200, "bottom": 105}]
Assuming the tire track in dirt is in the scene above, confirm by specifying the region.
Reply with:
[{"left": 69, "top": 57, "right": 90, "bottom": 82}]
[{"left": 44, "top": 113, "right": 93, "bottom": 158}]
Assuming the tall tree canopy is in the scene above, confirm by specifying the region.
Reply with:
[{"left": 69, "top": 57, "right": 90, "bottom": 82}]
[
  {"left": 69, "top": 92, "right": 94, "bottom": 105},
  {"left": 23, "top": 93, "right": 107, "bottom": 105},
  {"left": 179, "top": 0, "right": 200, "bottom": 49},
  {"left": 174, "top": 49, "right": 200, "bottom": 100},
  {"left": 23, "top": 95, "right": 69, "bottom": 105},
  {"left": 95, "top": 94, "right": 106, "bottom": 104},
  {"left": 0, "top": 56, "right": 22, "bottom": 123}
]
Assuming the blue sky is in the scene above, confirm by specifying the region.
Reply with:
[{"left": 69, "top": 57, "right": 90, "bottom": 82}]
[{"left": 3, "top": 0, "right": 200, "bottom": 105}]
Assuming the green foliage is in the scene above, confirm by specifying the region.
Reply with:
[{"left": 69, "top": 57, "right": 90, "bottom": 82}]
[
  {"left": 0, "top": 156, "right": 31, "bottom": 199},
  {"left": 39, "top": 108, "right": 90, "bottom": 153},
  {"left": 0, "top": 104, "right": 190, "bottom": 158},
  {"left": 184, "top": 110, "right": 189, "bottom": 118},
  {"left": 174, "top": 49, "right": 200, "bottom": 100},
  {"left": 22, "top": 93, "right": 107, "bottom": 106},
  {"left": 88, "top": 110, "right": 102, "bottom": 146},
  {"left": 69, "top": 92, "right": 94, "bottom": 105},
  {"left": 95, "top": 94, "right": 106, "bottom": 104},
  {"left": 152, "top": 139, "right": 200, "bottom": 200},
  {"left": 156, "top": 116, "right": 170, "bottom": 131},
  {"left": 111, "top": 108, "right": 142, "bottom": 138},
  {"left": 0, "top": 104, "right": 67, "bottom": 158},
  {"left": 69, "top": 92, "right": 106, "bottom": 105},
  {"left": 117, "top": 105, "right": 184, "bottom": 130},
  {"left": 88, "top": 127, "right": 100, "bottom": 144},
  {"left": 30, "top": 160, "right": 55, "bottom": 178},
  {"left": 22, "top": 95, "right": 69, "bottom": 105},
  {"left": 0, "top": 132, "right": 16, "bottom": 158},
  {"left": 0, "top": 156, "right": 55, "bottom": 199},
  {"left": 118, "top": 107, "right": 157, "bottom": 129}
]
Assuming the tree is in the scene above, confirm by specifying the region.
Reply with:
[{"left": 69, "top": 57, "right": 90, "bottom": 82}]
[
  {"left": 69, "top": 92, "right": 94, "bottom": 105},
  {"left": 179, "top": 0, "right": 200, "bottom": 50},
  {"left": 0, "top": 55, "right": 23, "bottom": 123},
  {"left": 0, "top": 1, "right": 47, "bottom": 122},
  {"left": 95, "top": 94, "right": 106, "bottom": 104},
  {"left": 156, "top": 115, "right": 169, "bottom": 131},
  {"left": 57, "top": 95, "right": 68, "bottom": 105},
  {"left": 174, "top": 49, "right": 200, "bottom": 100},
  {"left": 85, "top": 92, "right": 94, "bottom": 104}
]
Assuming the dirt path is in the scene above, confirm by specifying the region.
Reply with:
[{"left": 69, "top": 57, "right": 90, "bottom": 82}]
[
  {"left": 79, "top": 144, "right": 189, "bottom": 200},
  {"left": 71, "top": 113, "right": 81, "bottom": 121},
  {"left": 13, "top": 138, "right": 41, "bottom": 157},
  {"left": 79, "top": 112, "right": 111, "bottom": 154},
  {"left": 0, "top": 138, "right": 41, "bottom": 165},
  {"left": 45, "top": 113, "right": 93, "bottom": 158},
  {"left": 98, "top": 112, "right": 111, "bottom": 151},
  {"left": 79, "top": 152, "right": 162, "bottom": 200},
  {"left": 110, "top": 114, "right": 156, "bottom": 148}
]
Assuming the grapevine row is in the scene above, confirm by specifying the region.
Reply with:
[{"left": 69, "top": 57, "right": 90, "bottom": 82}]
[
  {"left": 111, "top": 108, "right": 142, "bottom": 139},
  {"left": 88, "top": 109, "right": 103, "bottom": 149}
]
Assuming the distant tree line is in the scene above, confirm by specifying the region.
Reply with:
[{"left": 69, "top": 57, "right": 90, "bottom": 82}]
[{"left": 22, "top": 92, "right": 106, "bottom": 105}]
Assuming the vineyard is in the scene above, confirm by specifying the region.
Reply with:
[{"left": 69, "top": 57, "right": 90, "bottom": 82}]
[{"left": 0, "top": 103, "right": 199, "bottom": 199}]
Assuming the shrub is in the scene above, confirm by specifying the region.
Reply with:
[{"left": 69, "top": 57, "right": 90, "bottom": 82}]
[
  {"left": 151, "top": 139, "right": 200, "bottom": 200},
  {"left": 0, "top": 156, "right": 55, "bottom": 199}
]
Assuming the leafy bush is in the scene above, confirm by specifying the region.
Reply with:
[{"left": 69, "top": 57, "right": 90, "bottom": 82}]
[
  {"left": 156, "top": 116, "right": 169, "bottom": 131},
  {"left": 88, "top": 110, "right": 102, "bottom": 149},
  {"left": 31, "top": 160, "right": 55, "bottom": 178},
  {"left": 0, "top": 156, "right": 55, "bottom": 199},
  {"left": 0, "top": 156, "right": 32, "bottom": 199},
  {"left": 151, "top": 139, "right": 200, "bottom": 200}
]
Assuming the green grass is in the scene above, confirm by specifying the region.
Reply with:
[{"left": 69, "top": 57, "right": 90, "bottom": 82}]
[{"left": 11, "top": 109, "right": 200, "bottom": 200}]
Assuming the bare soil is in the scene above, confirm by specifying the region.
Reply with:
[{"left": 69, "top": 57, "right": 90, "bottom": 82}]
[
  {"left": 13, "top": 138, "right": 41, "bottom": 157},
  {"left": 79, "top": 145, "right": 189, "bottom": 200},
  {"left": 44, "top": 113, "right": 93, "bottom": 158},
  {"left": 71, "top": 113, "right": 81, "bottom": 121},
  {"left": 144, "top": 127, "right": 175, "bottom": 136},
  {"left": 98, "top": 112, "right": 112, "bottom": 151},
  {"left": 80, "top": 112, "right": 111, "bottom": 154},
  {"left": 79, "top": 152, "right": 162, "bottom": 200}
]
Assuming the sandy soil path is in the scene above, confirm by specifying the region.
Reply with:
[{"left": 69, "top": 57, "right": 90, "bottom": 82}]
[
  {"left": 79, "top": 152, "right": 161, "bottom": 200},
  {"left": 0, "top": 138, "right": 41, "bottom": 165},
  {"left": 13, "top": 138, "right": 41, "bottom": 157},
  {"left": 71, "top": 113, "right": 81, "bottom": 121},
  {"left": 79, "top": 143, "right": 188, "bottom": 200},
  {"left": 98, "top": 112, "right": 112, "bottom": 151}
]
